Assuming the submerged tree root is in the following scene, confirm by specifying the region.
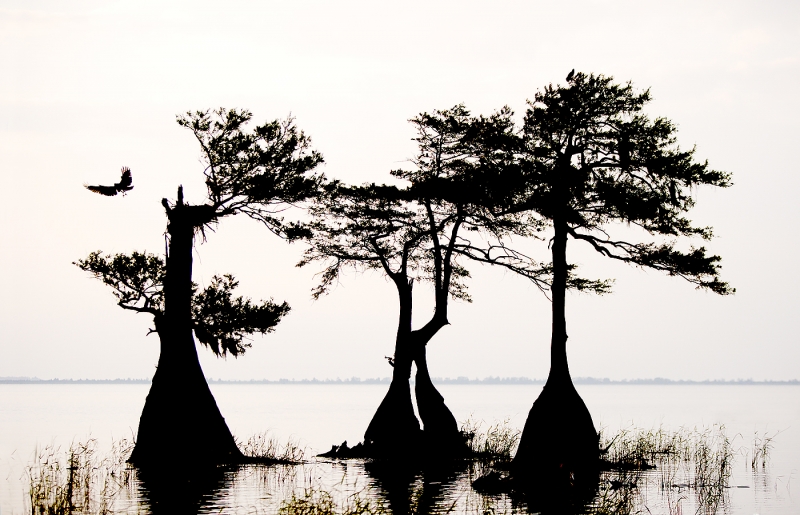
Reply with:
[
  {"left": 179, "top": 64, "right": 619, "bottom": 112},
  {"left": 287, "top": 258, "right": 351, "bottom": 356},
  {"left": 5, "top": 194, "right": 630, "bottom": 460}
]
[
  {"left": 318, "top": 437, "right": 471, "bottom": 462},
  {"left": 319, "top": 440, "right": 370, "bottom": 459},
  {"left": 320, "top": 418, "right": 518, "bottom": 464}
]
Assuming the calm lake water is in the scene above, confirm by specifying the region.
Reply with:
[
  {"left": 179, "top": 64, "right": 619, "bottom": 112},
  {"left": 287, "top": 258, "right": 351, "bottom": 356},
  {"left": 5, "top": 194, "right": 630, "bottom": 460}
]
[{"left": 0, "top": 383, "right": 797, "bottom": 514}]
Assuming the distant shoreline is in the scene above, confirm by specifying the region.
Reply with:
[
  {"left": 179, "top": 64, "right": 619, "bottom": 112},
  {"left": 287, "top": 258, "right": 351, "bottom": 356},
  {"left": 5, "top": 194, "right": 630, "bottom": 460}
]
[{"left": 1, "top": 377, "right": 797, "bottom": 385}]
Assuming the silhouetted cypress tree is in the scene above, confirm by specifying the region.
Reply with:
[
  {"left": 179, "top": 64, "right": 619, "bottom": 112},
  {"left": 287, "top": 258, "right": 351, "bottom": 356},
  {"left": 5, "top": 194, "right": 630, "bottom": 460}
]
[
  {"left": 76, "top": 109, "right": 323, "bottom": 466},
  {"left": 301, "top": 106, "right": 547, "bottom": 458},
  {"left": 495, "top": 72, "right": 733, "bottom": 489}
]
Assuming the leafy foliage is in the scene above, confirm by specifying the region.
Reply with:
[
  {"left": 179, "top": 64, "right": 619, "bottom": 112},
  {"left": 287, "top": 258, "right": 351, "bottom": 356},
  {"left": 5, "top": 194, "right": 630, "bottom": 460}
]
[
  {"left": 75, "top": 251, "right": 165, "bottom": 315},
  {"left": 503, "top": 72, "right": 732, "bottom": 294},
  {"left": 300, "top": 183, "right": 429, "bottom": 299},
  {"left": 300, "top": 106, "right": 550, "bottom": 305},
  {"left": 176, "top": 108, "right": 324, "bottom": 236},
  {"left": 75, "top": 252, "right": 288, "bottom": 357},
  {"left": 192, "top": 274, "right": 289, "bottom": 357}
]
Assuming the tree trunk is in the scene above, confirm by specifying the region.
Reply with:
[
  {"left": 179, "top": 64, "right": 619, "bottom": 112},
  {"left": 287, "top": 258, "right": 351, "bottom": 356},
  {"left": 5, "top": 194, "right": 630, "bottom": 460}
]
[
  {"left": 414, "top": 341, "right": 463, "bottom": 455},
  {"left": 364, "top": 278, "right": 422, "bottom": 456},
  {"left": 512, "top": 204, "right": 598, "bottom": 488},
  {"left": 364, "top": 275, "right": 463, "bottom": 458},
  {"left": 413, "top": 215, "right": 463, "bottom": 453},
  {"left": 129, "top": 199, "right": 242, "bottom": 466}
]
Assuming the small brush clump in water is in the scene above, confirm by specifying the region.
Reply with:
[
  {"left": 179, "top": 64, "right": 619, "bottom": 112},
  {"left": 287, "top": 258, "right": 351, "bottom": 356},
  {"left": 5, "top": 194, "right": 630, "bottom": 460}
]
[
  {"left": 27, "top": 438, "right": 136, "bottom": 515},
  {"left": 460, "top": 418, "right": 521, "bottom": 462},
  {"left": 240, "top": 431, "right": 306, "bottom": 463}
]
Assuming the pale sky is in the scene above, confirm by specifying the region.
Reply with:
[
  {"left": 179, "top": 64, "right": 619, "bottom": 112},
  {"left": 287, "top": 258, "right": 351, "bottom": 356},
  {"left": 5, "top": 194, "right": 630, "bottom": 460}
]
[{"left": 1, "top": 0, "right": 798, "bottom": 381}]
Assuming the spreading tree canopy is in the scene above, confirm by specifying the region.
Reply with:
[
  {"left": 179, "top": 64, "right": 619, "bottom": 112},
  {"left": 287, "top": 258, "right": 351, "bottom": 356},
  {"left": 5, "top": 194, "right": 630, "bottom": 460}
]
[
  {"left": 516, "top": 73, "right": 732, "bottom": 292},
  {"left": 76, "top": 251, "right": 289, "bottom": 357},
  {"left": 175, "top": 109, "right": 323, "bottom": 235}
]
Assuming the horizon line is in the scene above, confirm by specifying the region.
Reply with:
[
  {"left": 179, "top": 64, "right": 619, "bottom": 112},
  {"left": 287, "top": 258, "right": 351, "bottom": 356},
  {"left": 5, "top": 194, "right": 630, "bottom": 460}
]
[{"left": 1, "top": 376, "right": 798, "bottom": 385}]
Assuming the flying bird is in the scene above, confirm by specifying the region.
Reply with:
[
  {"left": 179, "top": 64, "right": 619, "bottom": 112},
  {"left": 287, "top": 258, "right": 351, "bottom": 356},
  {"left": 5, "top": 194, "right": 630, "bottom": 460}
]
[
  {"left": 85, "top": 167, "right": 134, "bottom": 196},
  {"left": 566, "top": 69, "right": 575, "bottom": 81}
]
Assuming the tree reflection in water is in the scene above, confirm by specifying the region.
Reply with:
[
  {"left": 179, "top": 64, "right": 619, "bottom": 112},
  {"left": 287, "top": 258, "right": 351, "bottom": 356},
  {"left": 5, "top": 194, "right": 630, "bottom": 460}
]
[
  {"left": 135, "top": 464, "right": 234, "bottom": 514},
  {"left": 364, "top": 460, "right": 469, "bottom": 515}
]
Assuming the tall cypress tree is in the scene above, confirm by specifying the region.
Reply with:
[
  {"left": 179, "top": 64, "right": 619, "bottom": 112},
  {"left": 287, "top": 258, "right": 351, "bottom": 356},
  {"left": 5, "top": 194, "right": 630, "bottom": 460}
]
[
  {"left": 501, "top": 72, "right": 733, "bottom": 487},
  {"left": 301, "top": 106, "right": 547, "bottom": 458},
  {"left": 77, "top": 109, "right": 323, "bottom": 466}
]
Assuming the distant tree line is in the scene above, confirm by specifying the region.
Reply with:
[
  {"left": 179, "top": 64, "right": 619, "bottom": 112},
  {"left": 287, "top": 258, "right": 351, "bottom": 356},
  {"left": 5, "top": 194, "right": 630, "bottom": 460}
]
[
  {"left": 76, "top": 71, "right": 733, "bottom": 491},
  {"left": 6, "top": 377, "right": 798, "bottom": 385}
]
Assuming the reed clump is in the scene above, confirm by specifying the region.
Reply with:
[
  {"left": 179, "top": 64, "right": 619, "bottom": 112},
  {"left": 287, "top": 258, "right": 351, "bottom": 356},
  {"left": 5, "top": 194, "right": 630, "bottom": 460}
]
[
  {"left": 241, "top": 431, "right": 306, "bottom": 463},
  {"left": 594, "top": 425, "right": 737, "bottom": 514},
  {"left": 460, "top": 418, "right": 520, "bottom": 462},
  {"left": 750, "top": 430, "right": 776, "bottom": 471},
  {"left": 26, "top": 438, "right": 136, "bottom": 515},
  {"left": 600, "top": 426, "right": 684, "bottom": 470}
]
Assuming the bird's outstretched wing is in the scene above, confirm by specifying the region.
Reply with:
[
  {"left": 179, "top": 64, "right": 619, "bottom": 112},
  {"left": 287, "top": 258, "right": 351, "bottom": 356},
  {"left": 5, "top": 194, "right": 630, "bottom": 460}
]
[
  {"left": 116, "top": 167, "right": 133, "bottom": 191},
  {"left": 85, "top": 184, "right": 119, "bottom": 196},
  {"left": 84, "top": 166, "right": 134, "bottom": 196}
]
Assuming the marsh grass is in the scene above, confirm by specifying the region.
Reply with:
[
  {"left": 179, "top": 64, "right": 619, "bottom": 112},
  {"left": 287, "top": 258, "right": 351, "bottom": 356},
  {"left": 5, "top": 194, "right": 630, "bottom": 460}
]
[
  {"left": 22, "top": 426, "right": 772, "bottom": 515},
  {"left": 750, "top": 430, "right": 776, "bottom": 471},
  {"left": 594, "top": 425, "right": 738, "bottom": 514},
  {"left": 460, "top": 418, "right": 520, "bottom": 462},
  {"left": 26, "top": 438, "right": 136, "bottom": 515},
  {"left": 278, "top": 485, "right": 389, "bottom": 515},
  {"left": 240, "top": 431, "right": 307, "bottom": 463},
  {"left": 25, "top": 433, "right": 306, "bottom": 515}
]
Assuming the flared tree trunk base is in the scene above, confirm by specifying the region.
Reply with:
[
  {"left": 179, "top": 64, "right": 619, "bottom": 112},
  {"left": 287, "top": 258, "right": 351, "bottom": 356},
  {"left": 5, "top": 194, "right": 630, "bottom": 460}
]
[
  {"left": 415, "top": 371, "right": 468, "bottom": 458},
  {"left": 364, "top": 380, "right": 423, "bottom": 459},
  {"left": 511, "top": 376, "right": 599, "bottom": 492},
  {"left": 323, "top": 378, "right": 465, "bottom": 462},
  {"left": 128, "top": 365, "right": 243, "bottom": 467}
]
